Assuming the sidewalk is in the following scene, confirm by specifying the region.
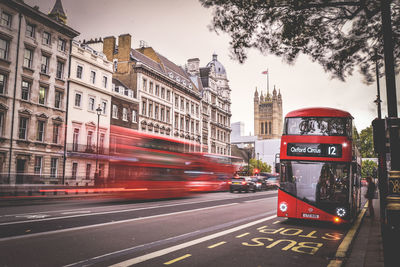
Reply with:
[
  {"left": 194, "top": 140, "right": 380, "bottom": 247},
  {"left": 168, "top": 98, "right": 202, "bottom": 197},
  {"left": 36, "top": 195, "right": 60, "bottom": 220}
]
[{"left": 345, "top": 198, "right": 385, "bottom": 267}]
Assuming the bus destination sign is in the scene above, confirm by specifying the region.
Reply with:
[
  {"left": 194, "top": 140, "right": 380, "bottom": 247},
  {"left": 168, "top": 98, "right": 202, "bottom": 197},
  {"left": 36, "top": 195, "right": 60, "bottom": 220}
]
[{"left": 287, "top": 143, "right": 342, "bottom": 158}]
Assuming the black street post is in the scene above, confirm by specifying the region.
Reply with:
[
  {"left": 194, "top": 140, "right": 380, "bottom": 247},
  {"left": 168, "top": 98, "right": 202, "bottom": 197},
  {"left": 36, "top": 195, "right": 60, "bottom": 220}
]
[
  {"left": 95, "top": 105, "right": 102, "bottom": 187},
  {"left": 257, "top": 152, "right": 259, "bottom": 175}
]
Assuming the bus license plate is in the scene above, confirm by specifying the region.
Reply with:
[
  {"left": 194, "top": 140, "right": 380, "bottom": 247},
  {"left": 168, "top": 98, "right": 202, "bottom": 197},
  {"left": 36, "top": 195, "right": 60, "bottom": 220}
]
[{"left": 302, "top": 213, "right": 319, "bottom": 219}]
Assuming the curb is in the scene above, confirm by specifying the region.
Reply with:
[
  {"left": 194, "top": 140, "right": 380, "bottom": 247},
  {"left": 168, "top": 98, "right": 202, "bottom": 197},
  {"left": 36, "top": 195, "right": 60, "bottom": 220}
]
[{"left": 327, "top": 202, "right": 368, "bottom": 267}]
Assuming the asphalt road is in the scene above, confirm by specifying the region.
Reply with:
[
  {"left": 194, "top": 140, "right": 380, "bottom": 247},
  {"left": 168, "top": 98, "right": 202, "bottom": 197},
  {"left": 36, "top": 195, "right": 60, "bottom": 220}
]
[{"left": 0, "top": 190, "right": 351, "bottom": 267}]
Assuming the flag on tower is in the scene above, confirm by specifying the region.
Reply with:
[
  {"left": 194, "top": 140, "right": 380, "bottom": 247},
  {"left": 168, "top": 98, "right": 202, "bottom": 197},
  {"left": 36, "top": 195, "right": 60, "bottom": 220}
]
[{"left": 261, "top": 70, "right": 268, "bottom": 75}]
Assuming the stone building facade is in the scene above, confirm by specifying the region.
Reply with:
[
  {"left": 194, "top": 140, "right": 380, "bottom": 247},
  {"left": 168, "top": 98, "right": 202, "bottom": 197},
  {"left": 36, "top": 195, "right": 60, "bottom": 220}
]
[
  {"left": 65, "top": 41, "right": 112, "bottom": 186},
  {"left": 100, "top": 34, "right": 202, "bottom": 150},
  {"left": 186, "top": 54, "right": 232, "bottom": 155},
  {"left": 0, "top": 0, "right": 78, "bottom": 184},
  {"left": 254, "top": 87, "right": 283, "bottom": 139}
]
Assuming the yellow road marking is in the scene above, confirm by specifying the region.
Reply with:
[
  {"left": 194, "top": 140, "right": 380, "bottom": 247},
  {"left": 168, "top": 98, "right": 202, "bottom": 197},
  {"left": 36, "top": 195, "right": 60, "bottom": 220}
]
[
  {"left": 273, "top": 221, "right": 281, "bottom": 224},
  {"left": 236, "top": 232, "right": 250, "bottom": 238},
  {"left": 208, "top": 241, "right": 227, "bottom": 248},
  {"left": 257, "top": 226, "right": 267, "bottom": 230},
  {"left": 164, "top": 254, "right": 191, "bottom": 265},
  {"left": 327, "top": 202, "right": 368, "bottom": 267}
]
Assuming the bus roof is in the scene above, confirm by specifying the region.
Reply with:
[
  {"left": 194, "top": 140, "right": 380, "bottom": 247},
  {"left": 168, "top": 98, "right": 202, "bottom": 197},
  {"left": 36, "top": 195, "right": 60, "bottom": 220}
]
[{"left": 285, "top": 107, "right": 353, "bottom": 118}]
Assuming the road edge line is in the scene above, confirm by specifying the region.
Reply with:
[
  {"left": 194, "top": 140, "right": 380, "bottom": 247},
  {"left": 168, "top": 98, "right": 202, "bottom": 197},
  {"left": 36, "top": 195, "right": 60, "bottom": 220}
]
[{"left": 327, "top": 202, "right": 368, "bottom": 267}]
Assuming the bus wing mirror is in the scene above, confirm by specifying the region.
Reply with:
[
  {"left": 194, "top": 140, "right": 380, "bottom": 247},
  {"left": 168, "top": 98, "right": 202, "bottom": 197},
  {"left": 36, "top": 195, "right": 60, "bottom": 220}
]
[{"left": 275, "top": 163, "right": 280, "bottom": 174}]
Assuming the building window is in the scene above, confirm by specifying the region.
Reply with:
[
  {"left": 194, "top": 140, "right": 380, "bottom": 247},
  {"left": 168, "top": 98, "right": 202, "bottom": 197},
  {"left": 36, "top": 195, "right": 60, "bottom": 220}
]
[
  {"left": 86, "top": 163, "right": 91, "bottom": 179},
  {"left": 167, "top": 90, "right": 171, "bottom": 101},
  {"left": 155, "top": 105, "right": 159, "bottom": 120},
  {"left": 186, "top": 119, "right": 189, "bottom": 131},
  {"left": 191, "top": 121, "right": 194, "bottom": 133},
  {"left": 122, "top": 107, "right": 128, "bottom": 121},
  {"left": 99, "top": 133, "right": 105, "bottom": 153},
  {"left": 50, "top": 158, "right": 58, "bottom": 178},
  {"left": 124, "top": 87, "right": 129, "bottom": 96},
  {"left": 1, "top": 12, "right": 11, "bottom": 27},
  {"left": 87, "top": 131, "right": 93, "bottom": 148},
  {"left": 58, "top": 38, "right": 66, "bottom": 52},
  {"left": 0, "top": 38, "right": 9, "bottom": 60},
  {"left": 186, "top": 101, "right": 190, "bottom": 113},
  {"left": 18, "top": 117, "right": 28, "bottom": 139},
  {"left": 148, "top": 103, "right": 153, "bottom": 118},
  {"left": 159, "top": 87, "right": 165, "bottom": 99},
  {"left": 101, "top": 100, "right": 107, "bottom": 115},
  {"left": 269, "top": 122, "right": 272, "bottom": 134},
  {"left": 41, "top": 55, "right": 50, "bottom": 74},
  {"left": 132, "top": 110, "right": 137, "bottom": 123},
  {"left": 112, "top": 104, "right": 118, "bottom": 119},
  {"left": 73, "top": 128, "right": 79, "bottom": 151},
  {"left": 175, "top": 114, "right": 178, "bottom": 128},
  {"left": 42, "top": 31, "right": 51, "bottom": 46},
  {"left": 90, "top": 71, "right": 96, "bottom": 84},
  {"left": 196, "top": 105, "right": 199, "bottom": 116},
  {"left": 74, "top": 93, "right": 82, "bottom": 107},
  {"left": 54, "top": 91, "right": 62, "bottom": 109},
  {"left": 102, "top": 76, "right": 107, "bottom": 88},
  {"left": 160, "top": 107, "right": 164, "bottom": 122},
  {"left": 34, "top": 156, "right": 42, "bottom": 175},
  {"left": 53, "top": 124, "right": 60, "bottom": 144},
  {"left": 21, "top": 81, "right": 30, "bottom": 101},
  {"left": 261, "top": 122, "right": 264, "bottom": 134},
  {"left": 142, "top": 101, "right": 146, "bottom": 115},
  {"left": 166, "top": 109, "right": 170, "bottom": 123},
  {"left": 72, "top": 163, "right": 78, "bottom": 179},
  {"left": 149, "top": 82, "right": 153, "bottom": 94},
  {"left": 56, "top": 61, "right": 64, "bottom": 79},
  {"left": 0, "top": 112, "right": 3, "bottom": 137},
  {"left": 181, "top": 99, "right": 184, "bottom": 111},
  {"left": 0, "top": 73, "right": 7, "bottom": 94},
  {"left": 88, "top": 97, "right": 95, "bottom": 111},
  {"left": 180, "top": 117, "right": 184, "bottom": 129},
  {"left": 23, "top": 49, "right": 33, "bottom": 68},
  {"left": 26, "top": 23, "right": 35, "bottom": 38},
  {"left": 37, "top": 120, "right": 45, "bottom": 142},
  {"left": 38, "top": 86, "right": 47, "bottom": 105},
  {"left": 175, "top": 96, "right": 178, "bottom": 108},
  {"left": 155, "top": 85, "right": 159, "bottom": 96},
  {"left": 196, "top": 122, "right": 199, "bottom": 133},
  {"left": 142, "top": 78, "right": 147, "bottom": 91},
  {"left": 76, "top": 65, "right": 83, "bottom": 79}
]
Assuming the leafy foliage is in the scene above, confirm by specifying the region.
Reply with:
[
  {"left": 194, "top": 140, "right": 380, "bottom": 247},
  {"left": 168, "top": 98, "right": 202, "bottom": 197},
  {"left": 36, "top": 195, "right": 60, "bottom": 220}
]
[
  {"left": 358, "top": 126, "right": 376, "bottom": 158},
  {"left": 250, "top": 158, "right": 272, "bottom": 174},
  {"left": 200, "top": 0, "right": 400, "bottom": 83},
  {"left": 362, "top": 159, "right": 378, "bottom": 178}
]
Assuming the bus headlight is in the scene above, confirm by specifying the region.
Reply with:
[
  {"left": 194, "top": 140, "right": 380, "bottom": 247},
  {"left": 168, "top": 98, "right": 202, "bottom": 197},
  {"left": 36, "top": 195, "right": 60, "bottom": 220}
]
[
  {"left": 336, "top": 207, "right": 346, "bottom": 217},
  {"left": 279, "top": 202, "right": 288, "bottom": 212}
]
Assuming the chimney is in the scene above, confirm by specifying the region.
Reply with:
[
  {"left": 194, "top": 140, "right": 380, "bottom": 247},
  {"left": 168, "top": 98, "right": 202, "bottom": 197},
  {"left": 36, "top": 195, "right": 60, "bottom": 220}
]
[
  {"left": 103, "top": 36, "right": 116, "bottom": 61},
  {"left": 118, "top": 34, "right": 132, "bottom": 62}
]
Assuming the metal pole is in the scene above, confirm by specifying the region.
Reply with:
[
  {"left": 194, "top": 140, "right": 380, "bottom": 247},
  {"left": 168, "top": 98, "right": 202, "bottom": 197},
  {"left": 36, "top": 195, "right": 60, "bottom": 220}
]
[
  {"left": 374, "top": 49, "right": 382, "bottom": 120},
  {"left": 95, "top": 105, "right": 101, "bottom": 186}
]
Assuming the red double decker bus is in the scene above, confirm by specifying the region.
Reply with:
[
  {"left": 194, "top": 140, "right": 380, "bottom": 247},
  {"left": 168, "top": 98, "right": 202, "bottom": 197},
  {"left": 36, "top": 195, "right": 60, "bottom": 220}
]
[{"left": 277, "top": 107, "right": 362, "bottom": 223}]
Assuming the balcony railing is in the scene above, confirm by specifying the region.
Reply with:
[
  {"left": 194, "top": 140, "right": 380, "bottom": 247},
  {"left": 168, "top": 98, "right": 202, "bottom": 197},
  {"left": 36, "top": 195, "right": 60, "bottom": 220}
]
[{"left": 66, "top": 143, "right": 109, "bottom": 154}]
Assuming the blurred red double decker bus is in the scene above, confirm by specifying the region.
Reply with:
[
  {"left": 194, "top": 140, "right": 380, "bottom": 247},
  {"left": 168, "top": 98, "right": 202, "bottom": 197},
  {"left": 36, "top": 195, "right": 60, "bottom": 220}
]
[
  {"left": 277, "top": 108, "right": 362, "bottom": 223},
  {"left": 108, "top": 125, "right": 201, "bottom": 199}
]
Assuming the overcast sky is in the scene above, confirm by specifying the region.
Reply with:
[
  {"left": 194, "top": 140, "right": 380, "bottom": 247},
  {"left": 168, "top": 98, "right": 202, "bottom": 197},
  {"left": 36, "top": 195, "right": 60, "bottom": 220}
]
[{"left": 29, "top": 0, "right": 400, "bottom": 134}]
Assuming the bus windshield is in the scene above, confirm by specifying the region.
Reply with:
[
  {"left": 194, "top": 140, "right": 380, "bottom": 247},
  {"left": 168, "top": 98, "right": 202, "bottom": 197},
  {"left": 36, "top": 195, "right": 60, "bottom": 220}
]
[
  {"left": 285, "top": 117, "right": 351, "bottom": 136},
  {"left": 280, "top": 161, "right": 349, "bottom": 205}
]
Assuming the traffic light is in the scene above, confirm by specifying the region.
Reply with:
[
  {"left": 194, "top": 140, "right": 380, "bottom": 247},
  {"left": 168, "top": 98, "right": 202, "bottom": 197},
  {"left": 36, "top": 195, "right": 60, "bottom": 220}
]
[{"left": 253, "top": 168, "right": 259, "bottom": 175}]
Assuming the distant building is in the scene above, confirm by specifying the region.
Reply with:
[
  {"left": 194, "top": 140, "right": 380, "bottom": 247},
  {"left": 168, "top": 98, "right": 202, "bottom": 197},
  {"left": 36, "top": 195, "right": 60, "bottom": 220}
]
[
  {"left": 65, "top": 41, "right": 112, "bottom": 186},
  {"left": 254, "top": 86, "right": 283, "bottom": 139},
  {"left": 0, "top": 0, "right": 79, "bottom": 184}
]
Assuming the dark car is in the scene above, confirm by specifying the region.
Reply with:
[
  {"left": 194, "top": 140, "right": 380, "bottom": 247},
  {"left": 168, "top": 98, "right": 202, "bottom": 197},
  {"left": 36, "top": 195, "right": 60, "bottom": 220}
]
[
  {"left": 266, "top": 176, "right": 280, "bottom": 190},
  {"left": 229, "top": 176, "right": 257, "bottom": 193}
]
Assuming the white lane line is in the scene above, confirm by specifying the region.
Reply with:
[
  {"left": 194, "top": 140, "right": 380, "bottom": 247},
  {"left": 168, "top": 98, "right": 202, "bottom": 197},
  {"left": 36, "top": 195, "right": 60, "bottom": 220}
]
[
  {"left": 0, "top": 194, "right": 276, "bottom": 226},
  {"left": 244, "top": 199, "right": 266, "bottom": 203},
  {"left": 108, "top": 214, "right": 277, "bottom": 266},
  {"left": 0, "top": 203, "right": 238, "bottom": 242},
  {"left": 60, "top": 211, "right": 92, "bottom": 215}
]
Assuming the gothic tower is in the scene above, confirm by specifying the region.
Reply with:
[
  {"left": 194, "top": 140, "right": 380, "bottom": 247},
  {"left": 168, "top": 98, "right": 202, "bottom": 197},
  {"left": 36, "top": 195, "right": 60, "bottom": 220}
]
[{"left": 254, "top": 86, "right": 283, "bottom": 139}]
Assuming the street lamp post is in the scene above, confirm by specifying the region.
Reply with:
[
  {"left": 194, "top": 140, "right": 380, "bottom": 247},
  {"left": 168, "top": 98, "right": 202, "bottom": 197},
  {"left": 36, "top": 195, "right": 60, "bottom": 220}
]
[
  {"left": 257, "top": 152, "right": 259, "bottom": 175},
  {"left": 95, "top": 105, "right": 102, "bottom": 187}
]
